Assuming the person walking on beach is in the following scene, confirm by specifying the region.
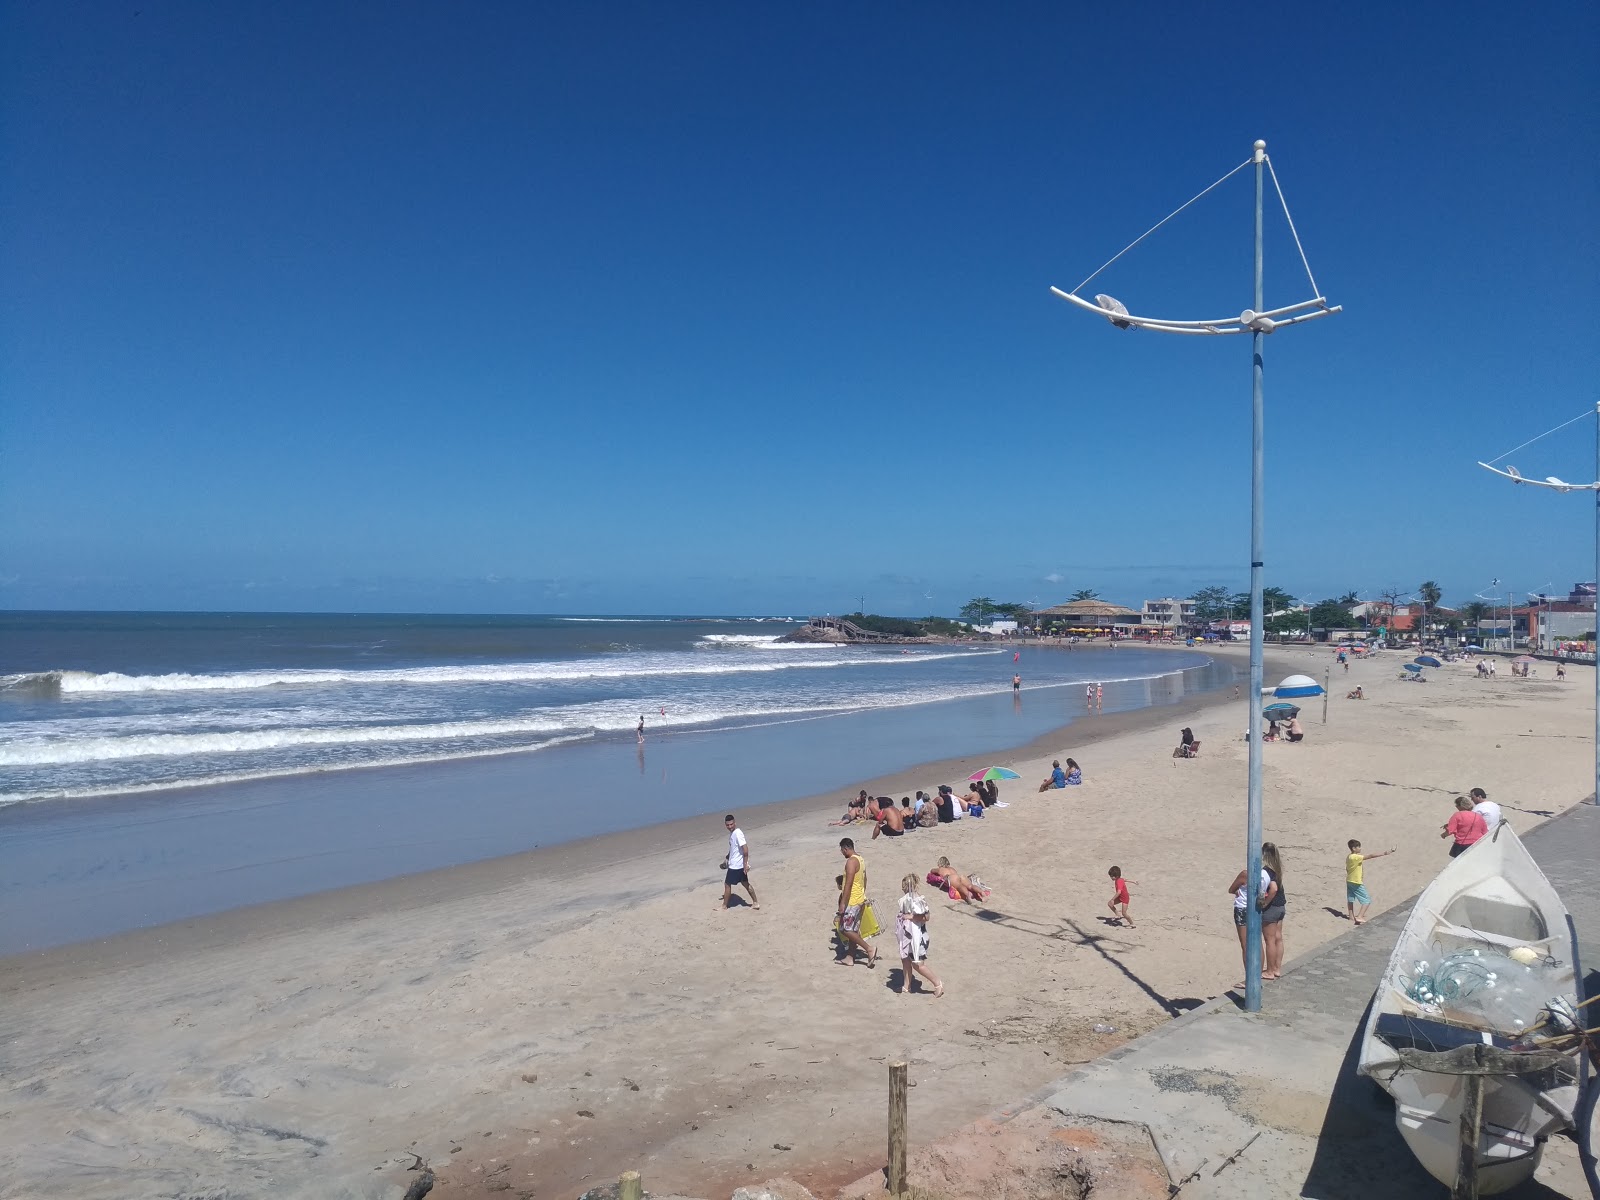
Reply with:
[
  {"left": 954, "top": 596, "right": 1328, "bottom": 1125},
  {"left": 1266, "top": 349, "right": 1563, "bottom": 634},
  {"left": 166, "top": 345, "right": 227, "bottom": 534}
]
[
  {"left": 896, "top": 874, "right": 942, "bottom": 997},
  {"left": 1441, "top": 796, "right": 1488, "bottom": 858},
  {"left": 1107, "top": 866, "right": 1136, "bottom": 928},
  {"left": 1344, "top": 840, "right": 1394, "bottom": 925},
  {"left": 836, "top": 838, "right": 876, "bottom": 967},
  {"left": 637, "top": 715, "right": 645, "bottom": 743},
  {"left": 718, "top": 815, "right": 759, "bottom": 910},
  {"left": 1470, "top": 787, "right": 1502, "bottom": 831},
  {"left": 1096, "top": 682, "right": 1104, "bottom": 708},
  {"left": 1013, "top": 673, "right": 1021, "bottom": 693}
]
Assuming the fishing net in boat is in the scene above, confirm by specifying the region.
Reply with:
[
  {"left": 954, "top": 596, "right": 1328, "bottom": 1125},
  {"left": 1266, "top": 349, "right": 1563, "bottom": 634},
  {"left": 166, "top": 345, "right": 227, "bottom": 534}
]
[{"left": 1399, "top": 947, "right": 1572, "bottom": 1034}]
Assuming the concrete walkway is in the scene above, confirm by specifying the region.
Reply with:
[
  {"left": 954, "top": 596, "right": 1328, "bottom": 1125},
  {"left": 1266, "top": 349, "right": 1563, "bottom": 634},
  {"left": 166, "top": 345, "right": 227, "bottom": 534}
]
[{"left": 1042, "top": 800, "right": 1599, "bottom": 1199}]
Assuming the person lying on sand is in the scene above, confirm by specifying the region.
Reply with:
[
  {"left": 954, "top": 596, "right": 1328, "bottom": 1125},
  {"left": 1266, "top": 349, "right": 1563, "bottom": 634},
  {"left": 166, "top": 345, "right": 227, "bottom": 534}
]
[{"left": 927, "top": 856, "right": 990, "bottom": 903}]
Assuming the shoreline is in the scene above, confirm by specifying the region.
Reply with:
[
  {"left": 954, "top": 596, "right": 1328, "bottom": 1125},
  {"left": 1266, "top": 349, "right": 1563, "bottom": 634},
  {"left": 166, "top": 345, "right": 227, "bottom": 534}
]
[
  {"left": 0, "top": 647, "right": 1237, "bottom": 957},
  {"left": 1, "top": 647, "right": 1250, "bottom": 973},
  {"left": 15, "top": 643, "right": 1586, "bottom": 1200}
]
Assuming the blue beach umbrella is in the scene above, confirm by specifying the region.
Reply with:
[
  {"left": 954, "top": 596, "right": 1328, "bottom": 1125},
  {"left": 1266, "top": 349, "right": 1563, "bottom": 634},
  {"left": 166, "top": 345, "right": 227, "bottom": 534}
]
[
  {"left": 1403, "top": 663, "right": 1423, "bottom": 673},
  {"left": 1262, "top": 702, "right": 1300, "bottom": 720},
  {"left": 1272, "top": 674, "right": 1325, "bottom": 698},
  {"left": 1415, "top": 655, "right": 1442, "bottom": 668}
]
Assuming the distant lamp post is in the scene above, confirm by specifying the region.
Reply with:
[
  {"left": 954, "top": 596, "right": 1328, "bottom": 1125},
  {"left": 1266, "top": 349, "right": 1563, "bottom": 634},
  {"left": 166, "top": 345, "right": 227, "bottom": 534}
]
[
  {"left": 1476, "top": 399, "right": 1600, "bottom": 810},
  {"left": 1051, "top": 140, "right": 1341, "bottom": 1013}
]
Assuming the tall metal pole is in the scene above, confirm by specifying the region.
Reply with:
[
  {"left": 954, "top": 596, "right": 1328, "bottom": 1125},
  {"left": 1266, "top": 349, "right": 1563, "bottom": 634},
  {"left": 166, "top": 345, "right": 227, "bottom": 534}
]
[
  {"left": 1593, "top": 401, "right": 1599, "bottom": 808},
  {"left": 1244, "top": 139, "right": 1267, "bottom": 1013}
]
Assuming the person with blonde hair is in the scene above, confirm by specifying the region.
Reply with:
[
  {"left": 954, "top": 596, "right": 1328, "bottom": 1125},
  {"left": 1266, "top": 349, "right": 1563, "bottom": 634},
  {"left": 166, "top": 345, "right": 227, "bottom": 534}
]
[
  {"left": 896, "top": 874, "right": 943, "bottom": 997},
  {"left": 1227, "top": 842, "right": 1286, "bottom": 984},
  {"left": 927, "top": 856, "right": 989, "bottom": 903}
]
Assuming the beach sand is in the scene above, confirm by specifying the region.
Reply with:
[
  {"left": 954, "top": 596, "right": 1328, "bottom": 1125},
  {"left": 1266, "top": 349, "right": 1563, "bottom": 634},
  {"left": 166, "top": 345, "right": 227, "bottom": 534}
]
[{"left": 1, "top": 646, "right": 1592, "bottom": 1200}]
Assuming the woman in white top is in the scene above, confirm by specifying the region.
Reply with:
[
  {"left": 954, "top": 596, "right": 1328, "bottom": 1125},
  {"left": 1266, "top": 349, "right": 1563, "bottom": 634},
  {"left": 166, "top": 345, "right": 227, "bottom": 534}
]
[
  {"left": 1226, "top": 856, "right": 1280, "bottom": 986},
  {"left": 895, "top": 874, "right": 943, "bottom": 997}
]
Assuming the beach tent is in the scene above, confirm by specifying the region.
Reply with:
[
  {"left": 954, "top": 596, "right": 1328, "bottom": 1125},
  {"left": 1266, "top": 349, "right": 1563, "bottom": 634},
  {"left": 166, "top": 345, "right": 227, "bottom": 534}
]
[{"left": 1271, "top": 673, "right": 1325, "bottom": 698}]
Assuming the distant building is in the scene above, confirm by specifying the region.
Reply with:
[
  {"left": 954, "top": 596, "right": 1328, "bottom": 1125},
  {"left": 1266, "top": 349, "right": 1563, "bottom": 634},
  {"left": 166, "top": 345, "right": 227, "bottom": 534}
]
[
  {"left": 1141, "top": 597, "right": 1197, "bottom": 631},
  {"left": 1531, "top": 601, "right": 1596, "bottom": 652},
  {"left": 1034, "top": 599, "right": 1142, "bottom": 634}
]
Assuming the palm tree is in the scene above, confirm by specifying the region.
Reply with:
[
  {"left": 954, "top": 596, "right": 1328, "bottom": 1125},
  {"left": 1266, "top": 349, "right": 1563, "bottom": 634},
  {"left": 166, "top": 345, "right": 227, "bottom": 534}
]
[
  {"left": 1417, "top": 581, "right": 1442, "bottom": 644},
  {"left": 1337, "top": 591, "right": 1359, "bottom": 607}
]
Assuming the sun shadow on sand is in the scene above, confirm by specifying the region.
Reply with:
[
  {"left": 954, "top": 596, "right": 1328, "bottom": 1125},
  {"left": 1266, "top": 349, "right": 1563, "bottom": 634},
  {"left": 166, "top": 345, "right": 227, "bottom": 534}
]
[{"left": 957, "top": 906, "right": 1205, "bottom": 1018}]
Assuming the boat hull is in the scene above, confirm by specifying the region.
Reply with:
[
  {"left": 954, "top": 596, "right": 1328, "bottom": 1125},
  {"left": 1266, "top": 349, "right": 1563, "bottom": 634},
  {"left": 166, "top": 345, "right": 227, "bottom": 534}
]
[{"left": 1356, "top": 824, "right": 1580, "bottom": 1192}]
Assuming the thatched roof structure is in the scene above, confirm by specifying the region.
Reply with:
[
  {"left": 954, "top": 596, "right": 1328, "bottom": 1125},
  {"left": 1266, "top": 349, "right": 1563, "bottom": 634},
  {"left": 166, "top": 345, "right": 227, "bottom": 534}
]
[{"left": 1035, "top": 599, "right": 1138, "bottom": 621}]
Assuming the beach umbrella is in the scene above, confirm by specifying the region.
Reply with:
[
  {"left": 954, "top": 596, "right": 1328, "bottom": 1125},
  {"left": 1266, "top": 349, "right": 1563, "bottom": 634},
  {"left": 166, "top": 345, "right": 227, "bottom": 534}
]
[
  {"left": 1462, "top": 644, "right": 1485, "bottom": 651},
  {"left": 1414, "top": 655, "right": 1443, "bottom": 668},
  {"left": 1403, "top": 663, "right": 1423, "bottom": 673},
  {"left": 967, "top": 766, "right": 1022, "bottom": 782},
  {"left": 1262, "top": 702, "right": 1300, "bottom": 720},
  {"left": 1513, "top": 655, "right": 1537, "bottom": 664},
  {"left": 1272, "top": 673, "right": 1325, "bottom": 698}
]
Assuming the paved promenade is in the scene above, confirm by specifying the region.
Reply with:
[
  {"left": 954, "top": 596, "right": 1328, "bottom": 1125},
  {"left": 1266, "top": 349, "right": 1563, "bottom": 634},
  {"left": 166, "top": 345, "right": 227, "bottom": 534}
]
[{"left": 1043, "top": 799, "right": 1599, "bottom": 1199}]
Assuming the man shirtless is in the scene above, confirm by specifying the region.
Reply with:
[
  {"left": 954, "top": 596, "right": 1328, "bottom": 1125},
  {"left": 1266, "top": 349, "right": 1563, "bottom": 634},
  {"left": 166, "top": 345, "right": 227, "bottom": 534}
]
[{"left": 871, "top": 796, "right": 905, "bottom": 838}]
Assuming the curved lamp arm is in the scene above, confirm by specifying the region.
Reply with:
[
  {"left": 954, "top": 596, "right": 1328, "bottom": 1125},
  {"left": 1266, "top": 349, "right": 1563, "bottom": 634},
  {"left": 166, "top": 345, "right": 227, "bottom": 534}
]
[
  {"left": 1477, "top": 463, "right": 1600, "bottom": 493},
  {"left": 1049, "top": 287, "right": 1340, "bottom": 335}
]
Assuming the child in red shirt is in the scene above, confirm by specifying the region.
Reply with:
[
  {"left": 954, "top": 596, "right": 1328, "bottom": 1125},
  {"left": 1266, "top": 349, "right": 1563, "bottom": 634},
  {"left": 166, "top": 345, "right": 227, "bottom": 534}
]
[{"left": 1107, "top": 865, "right": 1137, "bottom": 928}]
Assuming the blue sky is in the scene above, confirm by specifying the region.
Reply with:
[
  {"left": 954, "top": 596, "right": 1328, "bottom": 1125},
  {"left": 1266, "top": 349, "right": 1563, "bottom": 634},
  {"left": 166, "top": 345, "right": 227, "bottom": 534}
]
[{"left": 3, "top": 3, "right": 1596, "bottom": 617}]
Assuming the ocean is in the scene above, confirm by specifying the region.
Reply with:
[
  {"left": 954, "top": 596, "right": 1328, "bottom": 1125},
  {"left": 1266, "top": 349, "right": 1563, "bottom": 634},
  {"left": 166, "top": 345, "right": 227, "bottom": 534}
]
[{"left": 0, "top": 612, "right": 1234, "bottom": 950}]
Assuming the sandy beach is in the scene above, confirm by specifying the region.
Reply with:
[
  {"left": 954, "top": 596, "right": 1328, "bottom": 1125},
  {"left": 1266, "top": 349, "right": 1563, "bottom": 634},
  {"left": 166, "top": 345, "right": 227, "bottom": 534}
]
[{"left": 1, "top": 645, "right": 1593, "bottom": 1200}]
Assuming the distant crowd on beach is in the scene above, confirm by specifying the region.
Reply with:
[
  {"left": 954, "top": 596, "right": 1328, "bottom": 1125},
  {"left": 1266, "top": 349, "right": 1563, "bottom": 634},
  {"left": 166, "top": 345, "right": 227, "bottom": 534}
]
[{"left": 709, "top": 646, "right": 1545, "bottom": 1004}]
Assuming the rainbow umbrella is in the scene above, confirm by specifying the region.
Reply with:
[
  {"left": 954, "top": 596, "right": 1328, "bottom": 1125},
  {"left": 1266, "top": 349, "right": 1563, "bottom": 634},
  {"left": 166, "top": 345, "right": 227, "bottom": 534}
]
[{"left": 967, "top": 766, "right": 1023, "bottom": 782}]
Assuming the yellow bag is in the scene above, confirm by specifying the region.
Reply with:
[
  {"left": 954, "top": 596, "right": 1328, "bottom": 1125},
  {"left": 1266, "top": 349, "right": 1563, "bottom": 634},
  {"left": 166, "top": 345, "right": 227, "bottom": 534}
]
[{"left": 859, "top": 900, "right": 882, "bottom": 939}]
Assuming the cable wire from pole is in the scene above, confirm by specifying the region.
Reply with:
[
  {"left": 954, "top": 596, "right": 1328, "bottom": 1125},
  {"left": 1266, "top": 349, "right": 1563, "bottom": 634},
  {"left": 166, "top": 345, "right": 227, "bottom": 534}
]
[
  {"left": 1484, "top": 409, "right": 1596, "bottom": 466},
  {"left": 1070, "top": 158, "right": 1253, "bottom": 296},
  {"left": 1265, "top": 156, "right": 1321, "bottom": 300}
]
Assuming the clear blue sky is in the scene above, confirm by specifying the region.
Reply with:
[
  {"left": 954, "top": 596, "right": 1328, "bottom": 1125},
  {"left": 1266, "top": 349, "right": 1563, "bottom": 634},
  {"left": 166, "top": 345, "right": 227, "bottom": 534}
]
[{"left": 3, "top": 3, "right": 1596, "bottom": 617}]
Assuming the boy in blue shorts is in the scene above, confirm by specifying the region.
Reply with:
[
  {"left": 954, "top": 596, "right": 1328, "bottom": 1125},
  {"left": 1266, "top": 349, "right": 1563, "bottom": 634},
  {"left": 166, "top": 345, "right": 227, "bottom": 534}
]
[{"left": 1345, "top": 839, "right": 1394, "bottom": 925}]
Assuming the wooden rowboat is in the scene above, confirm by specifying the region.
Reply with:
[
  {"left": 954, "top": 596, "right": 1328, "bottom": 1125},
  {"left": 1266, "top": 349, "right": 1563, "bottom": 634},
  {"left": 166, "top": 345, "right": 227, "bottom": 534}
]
[{"left": 1357, "top": 823, "right": 1585, "bottom": 1195}]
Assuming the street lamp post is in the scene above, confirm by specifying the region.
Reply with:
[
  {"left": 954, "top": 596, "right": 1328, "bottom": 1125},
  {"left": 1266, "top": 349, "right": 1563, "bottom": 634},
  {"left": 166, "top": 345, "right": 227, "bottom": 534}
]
[{"left": 1052, "top": 140, "right": 1340, "bottom": 1011}]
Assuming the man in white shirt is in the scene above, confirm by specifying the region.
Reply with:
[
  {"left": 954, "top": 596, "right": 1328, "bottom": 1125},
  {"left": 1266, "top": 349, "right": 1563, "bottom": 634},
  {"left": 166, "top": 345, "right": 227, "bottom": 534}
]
[
  {"left": 1470, "top": 788, "right": 1503, "bottom": 831},
  {"left": 719, "top": 814, "right": 760, "bottom": 911}
]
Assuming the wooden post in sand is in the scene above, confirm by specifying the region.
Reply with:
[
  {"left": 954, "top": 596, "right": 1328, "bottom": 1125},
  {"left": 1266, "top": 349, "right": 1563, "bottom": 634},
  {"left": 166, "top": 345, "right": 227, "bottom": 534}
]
[
  {"left": 888, "top": 1061, "right": 908, "bottom": 1194},
  {"left": 618, "top": 1169, "right": 643, "bottom": 1200},
  {"left": 1323, "top": 669, "right": 1330, "bottom": 724}
]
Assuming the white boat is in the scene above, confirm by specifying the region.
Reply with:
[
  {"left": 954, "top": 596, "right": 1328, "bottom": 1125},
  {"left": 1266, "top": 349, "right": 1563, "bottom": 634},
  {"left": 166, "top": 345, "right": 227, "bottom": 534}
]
[{"left": 1357, "top": 824, "right": 1584, "bottom": 1194}]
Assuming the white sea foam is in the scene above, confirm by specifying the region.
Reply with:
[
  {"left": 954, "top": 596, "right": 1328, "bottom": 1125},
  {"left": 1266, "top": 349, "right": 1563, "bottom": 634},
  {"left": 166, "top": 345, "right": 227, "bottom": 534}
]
[
  {"left": 694, "top": 634, "right": 820, "bottom": 649},
  {"left": 0, "top": 661, "right": 1204, "bottom": 770},
  {"left": 0, "top": 732, "right": 596, "bottom": 807},
  {"left": 7, "top": 648, "right": 999, "bottom": 696}
]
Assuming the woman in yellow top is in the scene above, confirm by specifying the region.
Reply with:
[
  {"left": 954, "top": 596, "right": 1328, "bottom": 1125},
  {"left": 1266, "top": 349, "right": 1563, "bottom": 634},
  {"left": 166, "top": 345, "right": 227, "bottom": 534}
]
[
  {"left": 836, "top": 838, "right": 876, "bottom": 967},
  {"left": 1345, "top": 839, "right": 1394, "bottom": 925}
]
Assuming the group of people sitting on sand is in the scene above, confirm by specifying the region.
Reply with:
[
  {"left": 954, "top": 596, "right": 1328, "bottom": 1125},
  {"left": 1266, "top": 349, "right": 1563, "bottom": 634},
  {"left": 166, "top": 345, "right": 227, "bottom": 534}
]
[{"left": 831, "top": 780, "right": 1009, "bottom": 838}]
